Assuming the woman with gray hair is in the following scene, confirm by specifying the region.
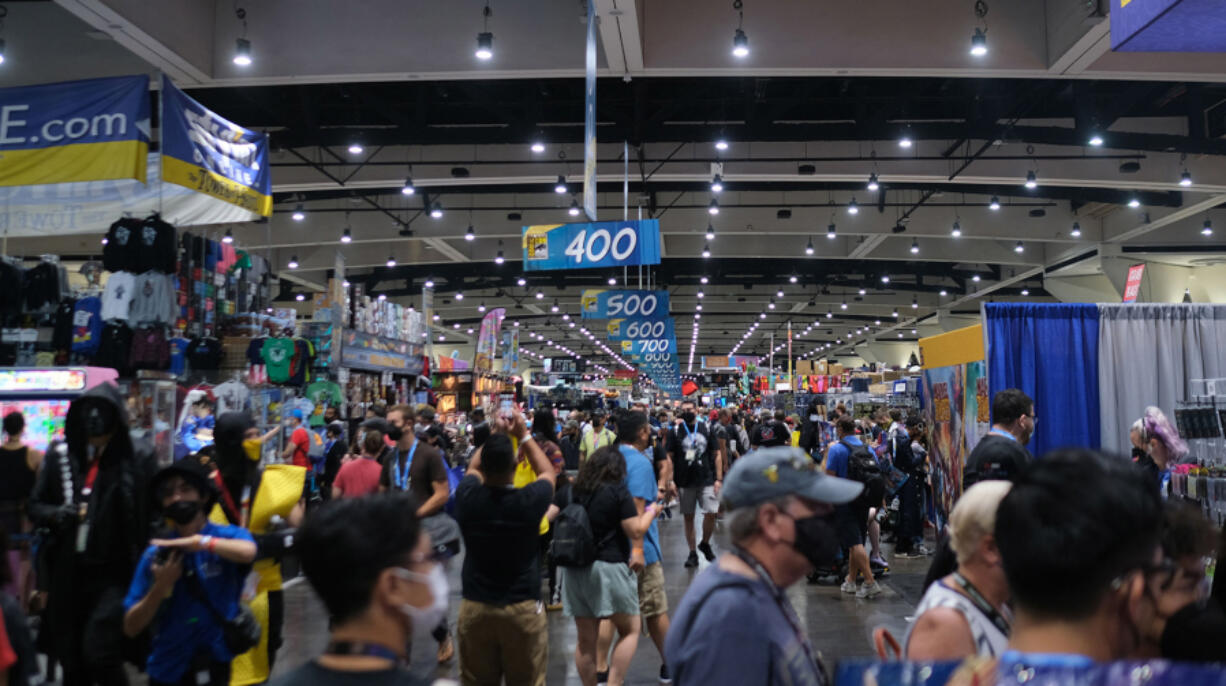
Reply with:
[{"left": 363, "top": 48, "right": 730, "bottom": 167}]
[{"left": 904, "top": 480, "right": 1013, "bottom": 660}]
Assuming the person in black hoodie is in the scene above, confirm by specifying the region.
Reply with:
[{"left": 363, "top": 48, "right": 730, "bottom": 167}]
[{"left": 28, "top": 383, "right": 158, "bottom": 686}]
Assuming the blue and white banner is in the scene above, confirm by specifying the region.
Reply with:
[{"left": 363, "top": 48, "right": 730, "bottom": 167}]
[
  {"left": 161, "top": 75, "right": 272, "bottom": 216},
  {"left": 581, "top": 289, "right": 669, "bottom": 320},
  {"left": 0, "top": 75, "right": 150, "bottom": 187},
  {"left": 523, "top": 219, "right": 660, "bottom": 272},
  {"left": 606, "top": 317, "right": 675, "bottom": 341},
  {"left": 1110, "top": 0, "right": 1225, "bottom": 51}
]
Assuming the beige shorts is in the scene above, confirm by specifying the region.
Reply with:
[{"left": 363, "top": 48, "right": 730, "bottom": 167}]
[{"left": 637, "top": 562, "right": 668, "bottom": 618}]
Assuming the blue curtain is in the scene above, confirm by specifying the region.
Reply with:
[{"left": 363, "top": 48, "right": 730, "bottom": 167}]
[{"left": 984, "top": 303, "right": 1100, "bottom": 456}]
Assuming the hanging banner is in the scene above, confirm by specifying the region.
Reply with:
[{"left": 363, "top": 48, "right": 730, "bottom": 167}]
[
  {"left": 0, "top": 75, "right": 150, "bottom": 187},
  {"left": 475, "top": 308, "right": 506, "bottom": 374},
  {"left": 1122, "top": 263, "right": 1146, "bottom": 303},
  {"left": 580, "top": 289, "right": 670, "bottom": 320},
  {"left": 582, "top": 0, "right": 598, "bottom": 221},
  {"left": 523, "top": 219, "right": 661, "bottom": 272},
  {"left": 606, "top": 317, "right": 676, "bottom": 341},
  {"left": 1111, "top": 0, "right": 1225, "bottom": 52},
  {"left": 160, "top": 75, "right": 272, "bottom": 216}
]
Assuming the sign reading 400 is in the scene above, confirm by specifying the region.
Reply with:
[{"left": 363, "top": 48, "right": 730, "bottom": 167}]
[{"left": 523, "top": 219, "right": 660, "bottom": 272}]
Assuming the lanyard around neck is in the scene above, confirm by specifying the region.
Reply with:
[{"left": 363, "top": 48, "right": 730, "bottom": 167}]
[
  {"left": 952, "top": 572, "right": 1011, "bottom": 636},
  {"left": 393, "top": 441, "right": 419, "bottom": 491},
  {"left": 731, "top": 547, "right": 822, "bottom": 676},
  {"left": 989, "top": 428, "right": 1017, "bottom": 442}
]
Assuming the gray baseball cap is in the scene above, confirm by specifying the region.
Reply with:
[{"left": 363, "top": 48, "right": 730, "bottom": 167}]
[{"left": 722, "top": 446, "right": 863, "bottom": 509}]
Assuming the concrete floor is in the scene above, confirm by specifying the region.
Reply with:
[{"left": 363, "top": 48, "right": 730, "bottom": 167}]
[{"left": 274, "top": 510, "right": 932, "bottom": 685}]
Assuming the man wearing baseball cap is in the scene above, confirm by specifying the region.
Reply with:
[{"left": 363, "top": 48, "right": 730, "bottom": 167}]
[
  {"left": 664, "top": 447, "right": 862, "bottom": 686},
  {"left": 282, "top": 408, "right": 311, "bottom": 468}
]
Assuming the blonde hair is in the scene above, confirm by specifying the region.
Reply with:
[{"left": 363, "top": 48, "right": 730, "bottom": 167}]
[{"left": 949, "top": 480, "right": 1013, "bottom": 566}]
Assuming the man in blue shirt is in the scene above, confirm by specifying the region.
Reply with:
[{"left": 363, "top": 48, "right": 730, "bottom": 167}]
[
  {"left": 124, "top": 458, "right": 257, "bottom": 686},
  {"left": 616, "top": 410, "right": 673, "bottom": 683},
  {"left": 665, "top": 447, "right": 862, "bottom": 685},
  {"left": 825, "top": 416, "right": 881, "bottom": 598}
]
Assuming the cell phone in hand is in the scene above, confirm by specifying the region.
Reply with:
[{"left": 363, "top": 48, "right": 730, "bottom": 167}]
[{"left": 154, "top": 547, "right": 173, "bottom": 564}]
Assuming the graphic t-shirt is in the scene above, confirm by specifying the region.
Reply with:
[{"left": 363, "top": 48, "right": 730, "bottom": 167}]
[
  {"left": 305, "top": 381, "right": 343, "bottom": 427},
  {"left": 101, "top": 272, "right": 136, "bottom": 321},
  {"left": 262, "top": 338, "right": 295, "bottom": 383},
  {"left": 290, "top": 426, "right": 310, "bottom": 468},
  {"left": 168, "top": 337, "right": 190, "bottom": 376},
  {"left": 71, "top": 296, "right": 104, "bottom": 353},
  {"left": 129, "top": 271, "right": 177, "bottom": 324},
  {"left": 668, "top": 422, "right": 714, "bottom": 488},
  {"left": 214, "top": 380, "right": 251, "bottom": 415}
]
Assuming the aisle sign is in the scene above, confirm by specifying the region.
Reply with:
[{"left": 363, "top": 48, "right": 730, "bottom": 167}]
[
  {"left": 607, "top": 317, "right": 675, "bottom": 342},
  {"left": 0, "top": 75, "right": 150, "bottom": 187},
  {"left": 523, "top": 220, "right": 660, "bottom": 272},
  {"left": 581, "top": 289, "right": 669, "bottom": 320},
  {"left": 1123, "top": 263, "right": 1146, "bottom": 303},
  {"left": 160, "top": 76, "right": 272, "bottom": 216}
]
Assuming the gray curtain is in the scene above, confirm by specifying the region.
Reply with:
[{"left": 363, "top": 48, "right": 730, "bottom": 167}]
[{"left": 1098, "top": 304, "right": 1226, "bottom": 456}]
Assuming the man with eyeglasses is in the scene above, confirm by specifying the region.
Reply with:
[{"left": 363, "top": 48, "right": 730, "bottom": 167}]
[
  {"left": 962, "top": 389, "right": 1035, "bottom": 491},
  {"left": 1145, "top": 502, "right": 1222, "bottom": 661}
]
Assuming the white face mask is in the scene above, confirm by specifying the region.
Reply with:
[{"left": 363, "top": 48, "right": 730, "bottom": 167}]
[
  {"left": 809, "top": 414, "right": 819, "bottom": 422},
  {"left": 395, "top": 565, "right": 449, "bottom": 637}
]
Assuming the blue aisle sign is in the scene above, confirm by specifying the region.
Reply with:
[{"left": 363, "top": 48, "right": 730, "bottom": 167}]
[
  {"left": 581, "top": 289, "right": 669, "bottom": 320},
  {"left": 0, "top": 75, "right": 150, "bottom": 187},
  {"left": 523, "top": 220, "right": 661, "bottom": 272},
  {"left": 607, "top": 317, "right": 675, "bottom": 341},
  {"left": 1111, "top": 0, "right": 1226, "bottom": 51},
  {"left": 161, "top": 76, "right": 272, "bottom": 216}
]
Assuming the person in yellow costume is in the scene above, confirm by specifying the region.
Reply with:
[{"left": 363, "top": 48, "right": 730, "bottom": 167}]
[{"left": 209, "top": 412, "right": 306, "bottom": 686}]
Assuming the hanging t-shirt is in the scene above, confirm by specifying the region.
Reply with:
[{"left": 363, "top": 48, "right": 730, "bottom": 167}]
[
  {"left": 135, "top": 216, "right": 178, "bottom": 274},
  {"left": 95, "top": 322, "right": 134, "bottom": 376},
  {"left": 23, "top": 262, "right": 62, "bottom": 312},
  {"left": 129, "top": 272, "right": 178, "bottom": 325},
  {"left": 214, "top": 379, "right": 252, "bottom": 415},
  {"left": 287, "top": 339, "right": 315, "bottom": 387},
  {"left": 305, "top": 381, "right": 343, "bottom": 427},
  {"left": 185, "top": 337, "right": 222, "bottom": 372},
  {"left": 103, "top": 217, "right": 143, "bottom": 273},
  {"left": 101, "top": 272, "right": 136, "bottom": 321},
  {"left": 51, "top": 299, "right": 76, "bottom": 351},
  {"left": 246, "top": 337, "right": 267, "bottom": 385},
  {"left": 130, "top": 327, "right": 169, "bottom": 370},
  {"left": 0, "top": 260, "right": 24, "bottom": 318},
  {"left": 71, "top": 297, "right": 104, "bottom": 354},
  {"left": 168, "top": 336, "right": 190, "bottom": 376},
  {"left": 262, "top": 338, "right": 295, "bottom": 384}
]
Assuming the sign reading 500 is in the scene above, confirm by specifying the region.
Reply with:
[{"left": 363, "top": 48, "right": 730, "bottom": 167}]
[
  {"left": 581, "top": 290, "right": 670, "bottom": 320},
  {"left": 523, "top": 219, "right": 660, "bottom": 272}
]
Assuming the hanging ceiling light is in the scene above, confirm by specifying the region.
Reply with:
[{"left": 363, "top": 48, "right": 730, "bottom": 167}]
[
  {"left": 939, "top": 289, "right": 948, "bottom": 296},
  {"left": 1020, "top": 288, "right": 1030, "bottom": 296},
  {"left": 566, "top": 198, "right": 581, "bottom": 217},
  {"left": 494, "top": 249, "right": 505, "bottom": 265},
  {"left": 478, "top": 302, "right": 487, "bottom": 313},
  {"left": 535, "top": 291, "right": 544, "bottom": 299},
  {"left": 714, "top": 138, "right": 729, "bottom": 151},
  {"left": 550, "top": 300, "right": 559, "bottom": 313},
  {"left": 386, "top": 255, "right": 397, "bottom": 267},
  {"left": 222, "top": 228, "right": 234, "bottom": 244},
  {"left": 401, "top": 177, "right": 415, "bottom": 195},
  {"left": 768, "top": 298, "right": 776, "bottom": 310},
  {"left": 732, "top": 28, "right": 749, "bottom": 57},
  {"left": 898, "top": 132, "right": 913, "bottom": 149},
  {"left": 881, "top": 275, "right": 890, "bottom": 283},
  {"left": 347, "top": 142, "right": 364, "bottom": 155},
  {"left": 705, "top": 224, "right": 716, "bottom": 241},
  {"left": 475, "top": 32, "right": 493, "bottom": 60},
  {"left": 989, "top": 196, "right": 1001, "bottom": 211},
  {"left": 702, "top": 243, "right": 712, "bottom": 258},
  {"left": 1180, "top": 170, "right": 1193, "bottom": 187},
  {"left": 1203, "top": 219, "right": 1213, "bottom": 236},
  {"left": 789, "top": 275, "right": 798, "bottom": 284},
  {"left": 710, "top": 174, "right": 724, "bottom": 193},
  {"left": 554, "top": 175, "right": 568, "bottom": 194},
  {"left": 287, "top": 255, "right": 299, "bottom": 269},
  {"left": 530, "top": 140, "right": 545, "bottom": 154},
  {"left": 911, "top": 296, "right": 918, "bottom": 309},
  {"left": 424, "top": 278, "right": 435, "bottom": 288},
  {"left": 1014, "top": 240, "right": 1024, "bottom": 253},
  {"left": 708, "top": 198, "right": 720, "bottom": 215},
  {"left": 295, "top": 293, "right": 305, "bottom": 301},
  {"left": 1024, "top": 170, "right": 1038, "bottom": 189},
  {"left": 951, "top": 220, "right": 962, "bottom": 238},
  {"left": 516, "top": 277, "right": 526, "bottom": 287},
  {"left": 455, "top": 292, "right": 464, "bottom": 300},
  {"left": 858, "top": 288, "right": 866, "bottom": 295},
  {"left": 233, "top": 38, "right": 252, "bottom": 66},
  {"left": 847, "top": 197, "right": 859, "bottom": 215},
  {"left": 340, "top": 227, "right": 352, "bottom": 244},
  {"left": 910, "top": 238, "right": 920, "bottom": 254},
  {"left": 776, "top": 289, "right": 785, "bottom": 298},
  {"left": 805, "top": 237, "right": 815, "bottom": 255},
  {"left": 1088, "top": 134, "right": 1104, "bottom": 147},
  {"left": 1128, "top": 197, "right": 1141, "bottom": 208},
  {"left": 893, "top": 309, "right": 899, "bottom": 317},
  {"left": 826, "top": 310, "right": 833, "bottom": 319},
  {"left": 608, "top": 276, "right": 617, "bottom": 285},
  {"left": 465, "top": 225, "right": 476, "bottom": 241},
  {"left": 972, "top": 274, "right": 981, "bottom": 282},
  {"left": 840, "top": 300, "right": 848, "bottom": 310},
  {"left": 291, "top": 204, "right": 306, "bottom": 221},
  {"left": 430, "top": 202, "right": 443, "bottom": 219},
  {"left": 867, "top": 173, "right": 879, "bottom": 191},
  {"left": 970, "top": 27, "right": 987, "bottom": 56},
  {"left": 827, "top": 223, "right": 837, "bottom": 239},
  {"left": 1070, "top": 221, "right": 1082, "bottom": 238}
]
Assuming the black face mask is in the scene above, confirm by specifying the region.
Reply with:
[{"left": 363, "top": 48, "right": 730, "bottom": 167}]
[
  {"left": 164, "top": 500, "right": 201, "bottom": 526},
  {"left": 386, "top": 423, "right": 404, "bottom": 442},
  {"left": 682, "top": 412, "right": 696, "bottom": 424},
  {"left": 788, "top": 512, "right": 840, "bottom": 568},
  {"left": 85, "top": 405, "right": 112, "bottom": 437}
]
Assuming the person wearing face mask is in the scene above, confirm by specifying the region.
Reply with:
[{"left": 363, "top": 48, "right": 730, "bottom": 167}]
[
  {"left": 210, "top": 412, "right": 307, "bottom": 686},
  {"left": 122, "top": 459, "right": 257, "bottom": 685},
  {"left": 962, "top": 389, "right": 1034, "bottom": 491},
  {"left": 28, "top": 383, "right": 158, "bottom": 686},
  {"left": 905, "top": 481, "right": 1013, "bottom": 660},
  {"left": 1130, "top": 406, "right": 1187, "bottom": 497},
  {"left": 664, "top": 446, "right": 862, "bottom": 686},
  {"left": 580, "top": 409, "right": 615, "bottom": 464},
  {"left": 668, "top": 401, "right": 721, "bottom": 568},
  {"left": 266, "top": 493, "right": 442, "bottom": 686}
]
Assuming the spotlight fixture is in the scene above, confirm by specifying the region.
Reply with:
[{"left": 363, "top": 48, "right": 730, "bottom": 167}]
[
  {"left": 608, "top": 277, "right": 617, "bottom": 286},
  {"left": 911, "top": 296, "right": 918, "bottom": 309},
  {"left": 401, "top": 178, "right": 415, "bottom": 195},
  {"left": 732, "top": 28, "right": 749, "bottom": 57},
  {"left": 386, "top": 256, "right": 397, "bottom": 268},
  {"left": 1070, "top": 221, "right": 1082, "bottom": 238},
  {"left": 287, "top": 255, "right": 299, "bottom": 270},
  {"left": 1203, "top": 219, "right": 1213, "bottom": 237},
  {"left": 1128, "top": 198, "right": 1141, "bottom": 208},
  {"left": 776, "top": 289, "right": 785, "bottom": 298},
  {"left": 554, "top": 175, "right": 568, "bottom": 194},
  {"left": 910, "top": 238, "right": 920, "bottom": 254},
  {"left": 455, "top": 292, "right": 464, "bottom": 301},
  {"left": 516, "top": 277, "right": 526, "bottom": 287},
  {"left": 972, "top": 274, "right": 981, "bottom": 282},
  {"left": 867, "top": 173, "right": 879, "bottom": 191},
  {"left": 475, "top": 32, "right": 493, "bottom": 60},
  {"left": 551, "top": 300, "right": 559, "bottom": 313},
  {"left": 711, "top": 174, "right": 724, "bottom": 193},
  {"left": 840, "top": 300, "right": 848, "bottom": 310},
  {"left": 295, "top": 293, "right": 305, "bottom": 302},
  {"left": 348, "top": 142, "right": 364, "bottom": 155},
  {"left": 222, "top": 228, "right": 234, "bottom": 244},
  {"left": 424, "top": 279, "right": 435, "bottom": 289},
  {"left": 1088, "top": 134, "right": 1104, "bottom": 147},
  {"left": 1014, "top": 240, "right": 1024, "bottom": 253},
  {"left": 826, "top": 310, "right": 833, "bottom": 319},
  {"left": 881, "top": 275, "right": 890, "bottom": 284},
  {"left": 291, "top": 204, "right": 306, "bottom": 221},
  {"left": 970, "top": 27, "right": 987, "bottom": 56},
  {"left": 495, "top": 248, "right": 505, "bottom": 265},
  {"left": 530, "top": 140, "right": 545, "bottom": 154},
  {"left": 939, "top": 289, "right": 948, "bottom": 296},
  {"left": 430, "top": 202, "right": 443, "bottom": 219},
  {"left": 950, "top": 221, "right": 962, "bottom": 238},
  {"left": 768, "top": 299, "right": 776, "bottom": 310},
  {"left": 1180, "top": 170, "right": 1193, "bottom": 187},
  {"left": 789, "top": 275, "right": 798, "bottom": 284},
  {"left": 465, "top": 225, "right": 476, "bottom": 241},
  {"left": 858, "top": 288, "right": 866, "bottom": 296},
  {"left": 708, "top": 198, "right": 720, "bottom": 215},
  {"left": 898, "top": 134, "right": 913, "bottom": 149},
  {"left": 847, "top": 197, "right": 859, "bottom": 215},
  {"left": 1021, "top": 289, "right": 1030, "bottom": 296},
  {"left": 715, "top": 138, "right": 729, "bottom": 151},
  {"left": 340, "top": 227, "right": 352, "bottom": 244},
  {"left": 1024, "top": 170, "right": 1038, "bottom": 189},
  {"left": 702, "top": 243, "right": 711, "bottom": 258},
  {"left": 805, "top": 237, "right": 815, "bottom": 255},
  {"left": 478, "top": 302, "right": 487, "bottom": 313},
  {"left": 989, "top": 196, "right": 1001, "bottom": 211},
  {"left": 892, "top": 309, "right": 899, "bottom": 318},
  {"left": 827, "top": 223, "right": 837, "bottom": 239},
  {"left": 566, "top": 198, "right": 581, "bottom": 217},
  {"left": 233, "top": 38, "right": 252, "bottom": 66},
  {"left": 535, "top": 291, "right": 544, "bottom": 299},
  {"left": 705, "top": 224, "right": 716, "bottom": 241}
]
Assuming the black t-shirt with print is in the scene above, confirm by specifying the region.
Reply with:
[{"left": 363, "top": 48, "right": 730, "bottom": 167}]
[
  {"left": 667, "top": 421, "right": 714, "bottom": 488},
  {"left": 578, "top": 481, "right": 637, "bottom": 564}
]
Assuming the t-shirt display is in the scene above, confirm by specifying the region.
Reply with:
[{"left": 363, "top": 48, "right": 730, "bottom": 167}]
[
  {"left": 455, "top": 476, "right": 552, "bottom": 605},
  {"left": 101, "top": 272, "right": 136, "bottom": 321},
  {"left": 129, "top": 327, "right": 169, "bottom": 370},
  {"left": 263, "top": 338, "right": 295, "bottom": 383},
  {"left": 168, "top": 336, "right": 190, "bottom": 376},
  {"left": 305, "top": 381, "right": 343, "bottom": 427},
  {"left": 70, "top": 297, "right": 104, "bottom": 354},
  {"left": 213, "top": 380, "right": 252, "bottom": 415},
  {"left": 129, "top": 271, "right": 178, "bottom": 325},
  {"left": 185, "top": 336, "right": 222, "bottom": 372},
  {"left": 135, "top": 216, "right": 178, "bottom": 274},
  {"left": 668, "top": 421, "right": 714, "bottom": 488},
  {"left": 94, "top": 321, "right": 134, "bottom": 377},
  {"left": 103, "top": 217, "right": 143, "bottom": 273}
]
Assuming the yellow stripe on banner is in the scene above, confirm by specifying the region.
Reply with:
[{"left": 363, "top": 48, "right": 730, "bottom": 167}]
[
  {"left": 0, "top": 140, "right": 147, "bottom": 187},
  {"left": 162, "top": 155, "right": 273, "bottom": 216},
  {"left": 919, "top": 324, "right": 984, "bottom": 369}
]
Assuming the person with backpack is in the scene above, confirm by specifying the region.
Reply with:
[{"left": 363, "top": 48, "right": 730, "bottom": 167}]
[
  {"left": 556, "top": 445, "right": 660, "bottom": 686},
  {"left": 825, "top": 416, "right": 885, "bottom": 599}
]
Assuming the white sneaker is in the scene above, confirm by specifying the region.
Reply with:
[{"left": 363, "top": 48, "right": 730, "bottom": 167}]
[
  {"left": 857, "top": 581, "right": 883, "bottom": 598},
  {"left": 840, "top": 580, "right": 859, "bottom": 594}
]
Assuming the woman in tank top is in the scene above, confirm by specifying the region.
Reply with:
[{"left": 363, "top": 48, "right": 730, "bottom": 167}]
[
  {"left": 0, "top": 411, "right": 43, "bottom": 600},
  {"left": 905, "top": 481, "right": 1013, "bottom": 660}
]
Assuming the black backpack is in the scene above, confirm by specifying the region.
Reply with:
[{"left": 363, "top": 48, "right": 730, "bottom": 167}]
[
  {"left": 550, "top": 488, "right": 598, "bottom": 568},
  {"left": 843, "top": 439, "right": 885, "bottom": 507}
]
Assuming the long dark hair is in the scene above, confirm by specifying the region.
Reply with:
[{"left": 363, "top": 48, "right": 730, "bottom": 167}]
[
  {"left": 533, "top": 409, "right": 559, "bottom": 445},
  {"left": 574, "top": 445, "right": 626, "bottom": 497}
]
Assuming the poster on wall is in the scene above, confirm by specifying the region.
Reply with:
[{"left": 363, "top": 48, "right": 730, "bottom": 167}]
[{"left": 921, "top": 360, "right": 988, "bottom": 531}]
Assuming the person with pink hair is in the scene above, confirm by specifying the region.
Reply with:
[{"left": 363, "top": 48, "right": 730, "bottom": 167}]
[{"left": 1130, "top": 406, "right": 1188, "bottom": 496}]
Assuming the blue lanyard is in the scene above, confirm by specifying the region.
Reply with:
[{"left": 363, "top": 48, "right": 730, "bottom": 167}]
[
  {"left": 681, "top": 422, "right": 694, "bottom": 440},
  {"left": 393, "top": 441, "right": 419, "bottom": 491},
  {"left": 989, "top": 428, "right": 1017, "bottom": 442},
  {"left": 999, "top": 650, "right": 1094, "bottom": 669}
]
